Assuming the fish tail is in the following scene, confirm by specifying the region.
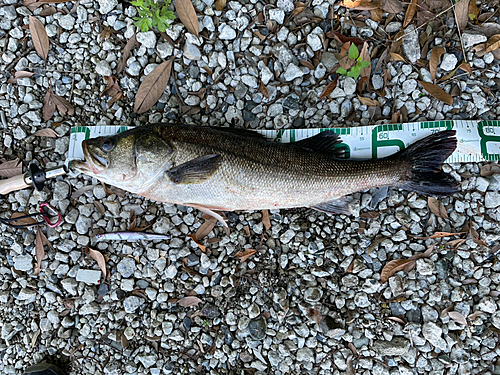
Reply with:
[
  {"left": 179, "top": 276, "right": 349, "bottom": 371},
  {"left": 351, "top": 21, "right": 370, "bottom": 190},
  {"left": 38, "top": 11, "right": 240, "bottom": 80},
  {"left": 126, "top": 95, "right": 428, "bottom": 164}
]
[{"left": 397, "top": 130, "right": 458, "bottom": 195}]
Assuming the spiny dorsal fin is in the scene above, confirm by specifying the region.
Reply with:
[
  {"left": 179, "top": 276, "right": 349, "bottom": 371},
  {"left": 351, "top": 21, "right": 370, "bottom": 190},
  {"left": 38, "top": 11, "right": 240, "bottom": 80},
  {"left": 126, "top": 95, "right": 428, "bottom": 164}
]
[
  {"left": 211, "top": 127, "right": 268, "bottom": 140},
  {"left": 166, "top": 155, "right": 220, "bottom": 184},
  {"left": 294, "top": 131, "right": 348, "bottom": 158}
]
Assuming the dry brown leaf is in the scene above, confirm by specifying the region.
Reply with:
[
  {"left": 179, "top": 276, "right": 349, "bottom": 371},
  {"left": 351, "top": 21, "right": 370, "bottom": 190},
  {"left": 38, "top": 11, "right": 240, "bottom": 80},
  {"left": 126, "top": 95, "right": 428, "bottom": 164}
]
[
  {"left": 359, "top": 42, "right": 371, "bottom": 79},
  {"left": 175, "top": 0, "right": 199, "bottom": 37},
  {"left": 134, "top": 58, "right": 173, "bottom": 114},
  {"left": 234, "top": 248, "right": 257, "bottom": 263},
  {"left": 34, "top": 128, "right": 59, "bottom": 138},
  {"left": 403, "top": 0, "right": 417, "bottom": 27},
  {"left": 39, "top": 6, "right": 58, "bottom": 16},
  {"left": 418, "top": 81, "right": 453, "bottom": 105},
  {"left": 259, "top": 80, "right": 269, "bottom": 99},
  {"left": 15, "top": 71, "right": 35, "bottom": 79},
  {"left": 319, "top": 76, "right": 338, "bottom": 99},
  {"left": 448, "top": 311, "right": 467, "bottom": 325},
  {"left": 215, "top": 0, "right": 226, "bottom": 11},
  {"left": 358, "top": 95, "right": 380, "bottom": 106},
  {"left": 29, "top": 16, "right": 50, "bottom": 61},
  {"left": 117, "top": 33, "right": 137, "bottom": 74},
  {"left": 390, "top": 52, "right": 407, "bottom": 62},
  {"left": 429, "top": 46, "right": 445, "bottom": 82},
  {"left": 416, "top": 231, "right": 466, "bottom": 239},
  {"left": 486, "top": 34, "right": 500, "bottom": 53},
  {"left": 195, "top": 217, "right": 217, "bottom": 240},
  {"left": 120, "top": 330, "right": 128, "bottom": 348},
  {"left": 454, "top": 0, "right": 470, "bottom": 32},
  {"left": 89, "top": 248, "right": 107, "bottom": 279},
  {"left": 262, "top": 210, "right": 271, "bottom": 231},
  {"left": 0, "top": 159, "right": 22, "bottom": 178},
  {"left": 386, "top": 316, "right": 406, "bottom": 324},
  {"left": 71, "top": 185, "right": 93, "bottom": 199},
  {"left": 188, "top": 233, "right": 207, "bottom": 253},
  {"left": 382, "top": 0, "right": 403, "bottom": 13},
  {"left": 343, "top": 0, "right": 382, "bottom": 10},
  {"left": 468, "top": 0, "right": 479, "bottom": 20},
  {"left": 34, "top": 229, "right": 52, "bottom": 275},
  {"left": 178, "top": 296, "right": 203, "bottom": 307},
  {"left": 300, "top": 60, "right": 315, "bottom": 69},
  {"left": 468, "top": 311, "right": 483, "bottom": 320},
  {"left": 94, "top": 200, "right": 106, "bottom": 215},
  {"left": 428, "top": 197, "right": 449, "bottom": 219},
  {"left": 346, "top": 356, "right": 355, "bottom": 375},
  {"left": 481, "top": 164, "right": 500, "bottom": 176},
  {"left": 43, "top": 85, "right": 75, "bottom": 121},
  {"left": 10, "top": 212, "right": 36, "bottom": 227},
  {"left": 381, "top": 259, "right": 414, "bottom": 283},
  {"left": 360, "top": 211, "right": 380, "bottom": 219}
]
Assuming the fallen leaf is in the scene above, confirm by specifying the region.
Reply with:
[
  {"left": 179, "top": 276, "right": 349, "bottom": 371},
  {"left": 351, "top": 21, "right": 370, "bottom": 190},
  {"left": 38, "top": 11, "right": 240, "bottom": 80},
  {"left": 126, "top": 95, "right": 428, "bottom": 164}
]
[
  {"left": 300, "top": 60, "right": 315, "bottom": 69},
  {"left": 14, "top": 71, "right": 35, "bottom": 79},
  {"left": 262, "top": 210, "right": 271, "bottom": 231},
  {"left": 440, "top": 305, "right": 453, "bottom": 318},
  {"left": 134, "top": 58, "right": 173, "bottom": 114},
  {"left": 448, "top": 311, "right": 467, "bottom": 325},
  {"left": 468, "top": 0, "right": 479, "bottom": 20},
  {"left": 386, "top": 316, "right": 406, "bottom": 324},
  {"left": 43, "top": 85, "right": 75, "bottom": 121},
  {"left": 358, "top": 95, "right": 380, "bottom": 106},
  {"left": 0, "top": 159, "right": 22, "bottom": 178},
  {"left": 10, "top": 212, "right": 36, "bottom": 227},
  {"left": 468, "top": 311, "right": 483, "bottom": 320},
  {"left": 428, "top": 197, "right": 449, "bottom": 219},
  {"left": 34, "top": 229, "right": 52, "bottom": 275},
  {"left": 188, "top": 233, "right": 207, "bottom": 253},
  {"left": 360, "top": 211, "right": 380, "bottom": 219},
  {"left": 486, "top": 34, "right": 500, "bottom": 53},
  {"left": 418, "top": 81, "right": 453, "bottom": 105},
  {"left": 39, "top": 6, "right": 58, "bottom": 16},
  {"left": 319, "top": 76, "right": 338, "bottom": 99},
  {"left": 88, "top": 248, "right": 106, "bottom": 279},
  {"left": 454, "top": 0, "right": 470, "bottom": 32},
  {"left": 382, "top": 0, "right": 403, "bottom": 13},
  {"left": 481, "top": 164, "right": 500, "bottom": 176},
  {"left": 346, "top": 356, "right": 355, "bottom": 375},
  {"left": 195, "top": 217, "right": 217, "bottom": 240},
  {"left": 234, "top": 248, "right": 257, "bottom": 263},
  {"left": 429, "top": 46, "right": 445, "bottom": 82},
  {"left": 94, "top": 200, "right": 106, "bottom": 215},
  {"left": 121, "top": 330, "right": 128, "bottom": 348},
  {"left": 178, "top": 296, "right": 203, "bottom": 307},
  {"left": 326, "top": 31, "right": 365, "bottom": 47},
  {"left": 71, "top": 185, "right": 93, "bottom": 199},
  {"left": 359, "top": 42, "right": 371, "bottom": 79},
  {"left": 175, "top": 0, "right": 199, "bottom": 38},
  {"left": 403, "top": 0, "right": 417, "bottom": 27},
  {"left": 389, "top": 52, "right": 407, "bottom": 62},
  {"left": 415, "top": 231, "right": 466, "bottom": 239},
  {"left": 343, "top": 0, "right": 382, "bottom": 10},
  {"left": 381, "top": 259, "right": 414, "bottom": 283},
  {"left": 215, "top": 0, "right": 226, "bottom": 11},
  {"left": 259, "top": 80, "right": 269, "bottom": 99},
  {"left": 117, "top": 33, "right": 137, "bottom": 74},
  {"left": 34, "top": 128, "right": 59, "bottom": 138},
  {"left": 29, "top": 16, "right": 50, "bottom": 61}
]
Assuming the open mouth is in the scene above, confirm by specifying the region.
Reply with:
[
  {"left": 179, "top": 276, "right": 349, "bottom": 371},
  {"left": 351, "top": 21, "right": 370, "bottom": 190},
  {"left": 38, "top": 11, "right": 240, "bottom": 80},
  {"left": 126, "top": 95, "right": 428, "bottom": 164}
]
[{"left": 72, "top": 141, "right": 106, "bottom": 174}]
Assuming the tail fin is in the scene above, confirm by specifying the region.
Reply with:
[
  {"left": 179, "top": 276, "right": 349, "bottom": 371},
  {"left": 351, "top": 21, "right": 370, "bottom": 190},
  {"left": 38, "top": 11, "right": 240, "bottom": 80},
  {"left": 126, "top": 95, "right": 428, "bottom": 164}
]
[{"left": 397, "top": 130, "right": 458, "bottom": 195}]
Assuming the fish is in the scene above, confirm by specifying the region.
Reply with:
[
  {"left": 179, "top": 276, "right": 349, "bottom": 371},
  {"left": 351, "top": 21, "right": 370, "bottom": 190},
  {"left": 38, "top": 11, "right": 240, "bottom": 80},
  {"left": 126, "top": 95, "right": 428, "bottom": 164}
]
[
  {"left": 95, "top": 232, "right": 170, "bottom": 241},
  {"left": 72, "top": 124, "right": 458, "bottom": 223}
]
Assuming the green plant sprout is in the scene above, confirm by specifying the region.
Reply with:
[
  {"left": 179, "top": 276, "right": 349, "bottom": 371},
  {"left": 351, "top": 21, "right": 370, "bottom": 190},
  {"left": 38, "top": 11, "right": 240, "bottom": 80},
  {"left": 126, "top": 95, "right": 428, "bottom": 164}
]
[
  {"left": 131, "top": 0, "right": 176, "bottom": 32},
  {"left": 336, "top": 44, "right": 371, "bottom": 80}
]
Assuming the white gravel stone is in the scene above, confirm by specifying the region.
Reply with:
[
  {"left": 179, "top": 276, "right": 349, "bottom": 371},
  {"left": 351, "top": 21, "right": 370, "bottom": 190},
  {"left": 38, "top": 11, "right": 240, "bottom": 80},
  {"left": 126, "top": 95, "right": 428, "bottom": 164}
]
[
  {"left": 98, "top": 0, "right": 118, "bottom": 14},
  {"left": 95, "top": 60, "right": 112, "bottom": 76},
  {"left": 13, "top": 254, "right": 32, "bottom": 271},
  {"left": 137, "top": 31, "right": 157, "bottom": 49},
  {"left": 219, "top": 24, "right": 236, "bottom": 40},
  {"left": 76, "top": 269, "right": 102, "bottom": 285},
  {"left": 440, "top": 53, "right": 458, "bottom": 71},
  {"left": 269, "top": 9, "right": 285, "bottom": 24},
  {"left": 283, "top": 64, "right": 303, "bottom": 81}
]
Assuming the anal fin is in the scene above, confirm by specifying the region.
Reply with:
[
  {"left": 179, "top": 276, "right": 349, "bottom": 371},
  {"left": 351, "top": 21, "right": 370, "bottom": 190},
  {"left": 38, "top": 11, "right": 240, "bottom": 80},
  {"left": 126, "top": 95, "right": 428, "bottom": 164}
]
[{"left": 311, "top": 197, "right": 352, "bottom": 215}]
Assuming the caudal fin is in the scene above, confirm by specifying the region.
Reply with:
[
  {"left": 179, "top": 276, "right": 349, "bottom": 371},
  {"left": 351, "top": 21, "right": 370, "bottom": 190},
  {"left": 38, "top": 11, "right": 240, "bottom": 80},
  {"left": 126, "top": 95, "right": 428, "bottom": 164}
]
[{"left": 397, "top": 130, "right": 458, "bottom": 195}]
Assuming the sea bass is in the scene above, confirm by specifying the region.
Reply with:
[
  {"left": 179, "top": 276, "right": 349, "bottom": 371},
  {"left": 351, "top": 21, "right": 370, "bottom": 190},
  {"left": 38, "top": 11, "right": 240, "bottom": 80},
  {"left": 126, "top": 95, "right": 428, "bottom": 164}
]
[{"left": 72, "top": 124, "right": 458, "bottom": 220}]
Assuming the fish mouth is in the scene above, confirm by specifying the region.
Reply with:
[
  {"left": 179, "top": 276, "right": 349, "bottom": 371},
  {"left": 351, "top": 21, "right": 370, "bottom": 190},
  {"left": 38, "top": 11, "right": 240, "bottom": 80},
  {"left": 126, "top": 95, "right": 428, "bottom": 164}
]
[{"left": 72, "top": 141, "right": 107, "bottom": 175}]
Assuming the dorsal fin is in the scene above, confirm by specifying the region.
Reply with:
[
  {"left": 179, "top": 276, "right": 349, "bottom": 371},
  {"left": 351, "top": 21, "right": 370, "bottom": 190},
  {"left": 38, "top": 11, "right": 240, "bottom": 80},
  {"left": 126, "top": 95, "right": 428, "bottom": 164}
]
[
  {"left": 294, "top": 131, "right": 348, "bottom": 158},
  {"left": 211, "top": 127, "right": 268, "bottom": 140}
]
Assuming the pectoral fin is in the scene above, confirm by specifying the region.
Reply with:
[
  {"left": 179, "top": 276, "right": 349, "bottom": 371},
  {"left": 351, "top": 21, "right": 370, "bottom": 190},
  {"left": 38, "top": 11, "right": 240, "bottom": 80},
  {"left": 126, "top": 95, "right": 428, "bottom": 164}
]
[
  {"left": 311, "top": 197, "right": 352, "bottom": 215},
  {"left": 166, "top": 155, "right": 220, "bottom": 184}
]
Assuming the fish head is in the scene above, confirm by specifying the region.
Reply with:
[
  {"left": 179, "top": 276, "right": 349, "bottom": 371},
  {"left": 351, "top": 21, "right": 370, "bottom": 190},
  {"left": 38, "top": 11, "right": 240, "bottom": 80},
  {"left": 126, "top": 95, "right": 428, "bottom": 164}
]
[{"left": 72, "top": 128, "right": 174, "bottom": 192}]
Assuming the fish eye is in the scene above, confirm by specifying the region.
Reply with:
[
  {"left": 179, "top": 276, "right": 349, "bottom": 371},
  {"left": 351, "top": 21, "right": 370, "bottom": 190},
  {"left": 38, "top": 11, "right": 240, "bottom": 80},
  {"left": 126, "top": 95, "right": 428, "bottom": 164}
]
[{"left": 102, "top": 139, "right": 114, "bottom": 152}]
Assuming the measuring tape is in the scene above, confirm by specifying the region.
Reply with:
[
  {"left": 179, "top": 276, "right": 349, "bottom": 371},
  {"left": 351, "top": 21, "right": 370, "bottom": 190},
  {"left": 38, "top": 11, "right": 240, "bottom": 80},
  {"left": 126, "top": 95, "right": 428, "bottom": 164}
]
[{"left": 67, "top": 120, "right": 500, "bottom": 164}]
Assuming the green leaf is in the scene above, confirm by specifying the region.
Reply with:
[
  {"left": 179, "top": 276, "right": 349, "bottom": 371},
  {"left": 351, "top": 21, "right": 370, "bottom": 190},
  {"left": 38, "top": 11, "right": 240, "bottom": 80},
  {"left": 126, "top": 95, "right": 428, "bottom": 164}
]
[
  {"left": 158, "top": 21, "right": 167, "bottom": 32},
  {"left": 359, "top": 60, "right": 371, "bottom": 69},
  {"left": 336, "top": 67, "right": 348, "bottom": 75},
  {"left": 348, "top": 43, "right": 359, "bottom": 60},
  {"left": 347, "top": 66, "right": 360, "bottom": 80},
  {"left": 164, "top": 10, "right": 175, "bottom": 19},
  {"left": 131, "top": 0, "right": 143, "bottom": 6}
]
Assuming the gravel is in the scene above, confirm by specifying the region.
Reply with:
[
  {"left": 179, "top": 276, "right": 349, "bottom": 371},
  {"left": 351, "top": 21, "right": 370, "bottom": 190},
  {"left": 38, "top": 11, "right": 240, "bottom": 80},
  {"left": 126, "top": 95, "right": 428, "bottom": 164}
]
[{"left": 2, "top": 1, "right": 500, "bottom": 374}]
